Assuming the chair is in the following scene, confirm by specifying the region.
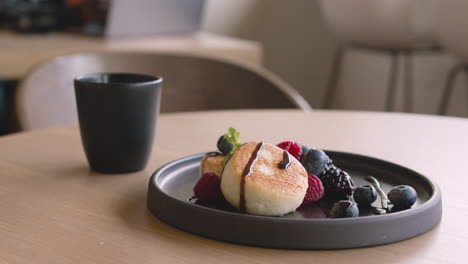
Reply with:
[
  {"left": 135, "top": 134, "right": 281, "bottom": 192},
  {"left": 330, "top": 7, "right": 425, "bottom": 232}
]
[
  {"left": 434, "top": 0, "right": 468, "bottom": 116},
  {"left": 318, "top": 0, "right": 439, "bottom": 112},
  {"left": 16, "top": 52, "right": 311, "bottom": 131}
]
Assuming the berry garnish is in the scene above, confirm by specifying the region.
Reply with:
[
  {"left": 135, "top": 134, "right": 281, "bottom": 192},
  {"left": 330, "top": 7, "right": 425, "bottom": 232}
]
[
  {"left": 193, "top": 172, "right": 222, "bottom": 202},
  {"left": 300, "top": 144, "right": 311, "bottom": 161},
  {"left": 276, "top": 141, "right": 302, "bottom": 160},
  {"left": 301, "top": 148, "right": 330, "bottom": 175},
  {"left": 365, "top": 176, "right": 390, "bottom": 212},
  {"left": 219, "top": 127, "right": 243, "bottom": 167},
  {"left": 302, "top": 174, "right": 325, "bottom": 204},
  {"left": 353, "top": 185, "right": 378, "bottom": 207},
  {"left": 319, "top": 163, "right": 355, "bottom": 200},
  {"left": 330, "top": 200, "right": 359, "bottom": 218},
  {"left": 217, "top": 135, "right": 234, "bottom": 155},
  {"left": 388, "top": 185, "right": 417, "bottom": 209}
]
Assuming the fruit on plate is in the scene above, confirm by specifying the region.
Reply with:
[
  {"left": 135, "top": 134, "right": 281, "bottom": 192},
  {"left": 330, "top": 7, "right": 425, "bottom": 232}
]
[
  {"left": 301, "top": 148, "right": 330, "bottom": 176},
  {"left": 318, "top": 162, "right": 355, "bottom": 200},
  {"left": 330, "top": 200, "right": 359, "bottom": 218},
  {"left": 217, "top": 135, "right": 234, "bottom": 155},
  {"left": 353, "top": 185, "right": 378, "bottom": 207},
  {"left": 302, "top": 174, "right": 324, "bottom": 204},
  {"left": 192, "top": 127, "right": 417, "bottom": 218},
  {"left": 276, "top": 141, "right": 302, "bottom": 160},
  {"left": 388, "top": 185, "right": 417, "bottom": 209},
  {"left": 221, "top": 141, "right": 308, "bottom": 216},
  {"left": 193, "top": 172, "right": 223, "bottom": 203},
  {"left": 300, "top": 148, "right": 355, "bottom": 201}
]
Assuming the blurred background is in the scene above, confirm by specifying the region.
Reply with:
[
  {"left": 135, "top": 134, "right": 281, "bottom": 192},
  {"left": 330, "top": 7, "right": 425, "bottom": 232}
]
[
  {"left": 203, "top": 0, "right": 464, "bottom": 116},
  {"left": 1, "top": 0, "right": 467, "bottom": 135}
]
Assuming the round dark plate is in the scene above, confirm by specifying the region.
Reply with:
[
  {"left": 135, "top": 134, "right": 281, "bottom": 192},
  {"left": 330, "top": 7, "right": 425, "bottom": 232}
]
[{"left": 147, "top": 151, "right": 442, "bottom": 249}]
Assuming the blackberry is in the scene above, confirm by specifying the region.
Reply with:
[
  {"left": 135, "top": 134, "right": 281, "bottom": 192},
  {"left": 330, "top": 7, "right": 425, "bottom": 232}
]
[{"left": 318, "top": 163, "right": 355, "bottom": 200}]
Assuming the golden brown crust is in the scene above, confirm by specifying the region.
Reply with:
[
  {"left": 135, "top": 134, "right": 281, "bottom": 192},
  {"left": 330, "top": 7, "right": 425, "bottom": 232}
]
[
  {"left": 200, "top": 154, "right": 224, "bottom": 177},
  {"left": 245, "top": 142, "right": 307, "bottom": 195},
  {"left": 221, "top": 142, "right": 308, "bottom": 215}
]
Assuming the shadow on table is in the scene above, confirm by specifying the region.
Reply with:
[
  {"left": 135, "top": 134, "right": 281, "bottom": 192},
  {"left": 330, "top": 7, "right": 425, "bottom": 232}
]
[{"left": 114, "top": 185, "right": 233, "bottom": 248}]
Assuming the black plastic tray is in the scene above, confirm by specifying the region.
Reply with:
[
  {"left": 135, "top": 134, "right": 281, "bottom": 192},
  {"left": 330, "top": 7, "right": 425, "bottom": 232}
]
[{"left": 147, "top": 151, "right": 442, "bottom": 249}]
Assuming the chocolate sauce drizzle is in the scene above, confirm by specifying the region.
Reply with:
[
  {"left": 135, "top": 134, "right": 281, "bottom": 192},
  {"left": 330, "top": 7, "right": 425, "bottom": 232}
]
[
  {"left": 278, "top": 150, "right": 291, "bottom": 169},
  {"left": 205, "top": 151, "right": 222, "bottom": 157},
  {"left": 239, "top": 142, "right": 264, "bottom": 213}
]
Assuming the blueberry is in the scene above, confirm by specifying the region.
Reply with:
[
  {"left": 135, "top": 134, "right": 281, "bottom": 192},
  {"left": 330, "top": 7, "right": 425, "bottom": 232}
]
[
  {"left": 300, "top": 144, "right": 311, "bottom": 161},
  {"left": 216, "top": 135, "right": 233, "bottom": 155},
  {"left": 388, "top": 185, "right": 417, "bottom": 209},
  {"left": 301, "top": 148, "right": 330, "bottom": 175},
  {"left": 353, "top": 185, "right": 377, "bottom": 207},
  {"left": 330, "top": 200, "right": 359, "bottom": 218}
]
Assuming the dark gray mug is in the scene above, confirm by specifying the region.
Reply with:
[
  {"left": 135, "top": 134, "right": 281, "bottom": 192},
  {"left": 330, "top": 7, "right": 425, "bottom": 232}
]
[{"left": 74, "top": 73, "right": 162, "bottom": 173}]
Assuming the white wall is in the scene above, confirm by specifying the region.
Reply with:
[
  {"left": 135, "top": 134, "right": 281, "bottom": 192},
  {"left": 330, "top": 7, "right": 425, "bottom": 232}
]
[{"left": 202, "top": 0, "right": 467, "bottom": 117}]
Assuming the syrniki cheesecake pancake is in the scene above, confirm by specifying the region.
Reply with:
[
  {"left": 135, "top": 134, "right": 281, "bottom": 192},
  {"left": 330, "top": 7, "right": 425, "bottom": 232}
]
[
  {"left": 221, "top": 142, "right": 308, "bottom": 216},
  {"left": 200, "top": 152, "right": 224, "bottom": 177}
]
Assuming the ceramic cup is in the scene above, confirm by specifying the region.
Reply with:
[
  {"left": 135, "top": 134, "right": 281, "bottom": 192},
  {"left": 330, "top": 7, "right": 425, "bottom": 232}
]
[{"left": 74, "top": 73, "right": 162, "bottom": 173}]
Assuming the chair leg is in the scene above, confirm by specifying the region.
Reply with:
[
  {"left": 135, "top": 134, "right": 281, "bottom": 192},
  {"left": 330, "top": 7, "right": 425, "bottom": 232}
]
[
  {"left": 323, "top": 46, "right": 345, "bottom": 108},
  {"left": 385, "top": 51, "right": 399, "bottom": 111},
  {"left": 403, "top": 51, "right": 413, "bottom": 112},
  {"left": 438, "top": 64, "right": 466, "bottom": 115}
]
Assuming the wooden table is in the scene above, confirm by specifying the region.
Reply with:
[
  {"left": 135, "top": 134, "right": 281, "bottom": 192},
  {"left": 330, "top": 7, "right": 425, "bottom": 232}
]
[
  {"left": 0, "top": 31, "right": 262, "bottom": 80},
  {"left": 0, "top": 110, "right": 466, "bottom": 263}
]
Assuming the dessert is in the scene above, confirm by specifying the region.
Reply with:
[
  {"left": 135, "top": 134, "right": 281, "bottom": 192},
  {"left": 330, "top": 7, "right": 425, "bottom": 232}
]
[
  {"left": 221, "top": 142, "right": 308, "bottom": 216},
  {"left": 200, "top": 152, "right": 224, "bottom": 177},
  {"left": 192, "top": 127, "right": 417, "bottom": 218}
]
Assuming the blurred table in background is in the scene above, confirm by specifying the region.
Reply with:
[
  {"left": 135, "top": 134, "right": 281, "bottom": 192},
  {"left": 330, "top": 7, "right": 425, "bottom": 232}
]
[
  {"left": 0, "top": 30, "right": 262, "bottom": 135},
  {"left": 0, "top": 30, "right": 263, "bottom": 79}
]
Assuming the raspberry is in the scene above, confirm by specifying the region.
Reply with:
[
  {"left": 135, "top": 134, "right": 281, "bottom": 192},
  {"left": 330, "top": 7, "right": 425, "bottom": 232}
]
[
  {"left": 276, "top": 141, "right": 302, "bottom": 160},
  {"left": 302, "top": 174, "right": 325, "bottom": 204},
  {"left": 193, "top": 172, "right": 223, "bottom": 202}
]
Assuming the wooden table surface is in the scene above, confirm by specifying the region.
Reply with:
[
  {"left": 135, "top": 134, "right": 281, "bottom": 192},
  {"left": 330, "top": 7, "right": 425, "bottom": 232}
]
[
  {"left": 0, "top": 110, "right": 466, "bottom": 263},
  {"left": 0, "top": 31, "right": 262, "bottom": 79}
]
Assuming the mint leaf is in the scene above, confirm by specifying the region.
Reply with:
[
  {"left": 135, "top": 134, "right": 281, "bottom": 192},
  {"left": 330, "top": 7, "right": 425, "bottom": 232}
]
[
  {"left": 230, "top": 127, "right": 240, "bottom": 144},
  {"left": 224, "top": 127, "right": 242, "bottom": 147}
]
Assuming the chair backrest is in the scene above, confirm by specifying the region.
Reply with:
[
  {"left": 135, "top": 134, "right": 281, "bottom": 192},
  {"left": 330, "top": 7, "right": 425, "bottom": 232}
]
[
  {"left": 434, "top": 0, "right": 468, "bottom": 61},
  {"left": 16, "top": 52, "right": 311, "bottom": 131},
  {"left": 318, "top": 0, "right": 436, "bottom": 50}
]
